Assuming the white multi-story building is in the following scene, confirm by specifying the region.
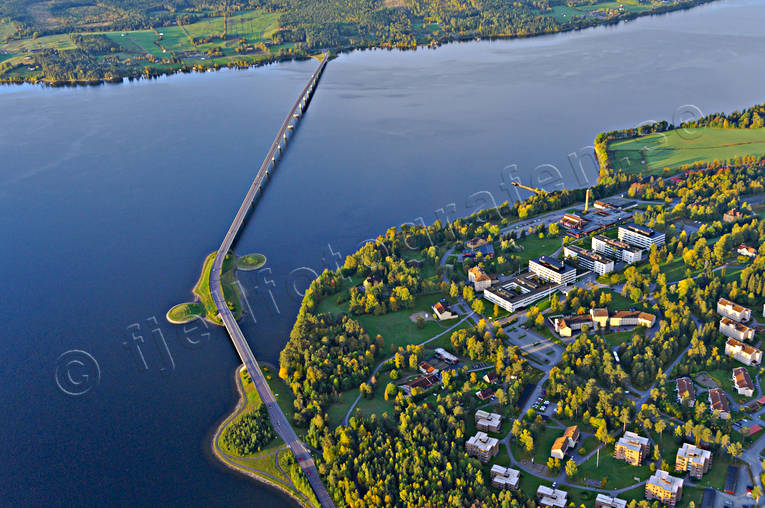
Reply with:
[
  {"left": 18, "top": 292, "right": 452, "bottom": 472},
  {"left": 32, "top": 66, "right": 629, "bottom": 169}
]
[
  {"left": 720, "top": 317, "right": 755, "bottom": 341},
  {"left": 618, "top": 223, "right": 665, "bottom": 249},
  {"left": 592, "top": 235, "right": 643, "bottom": 264},
  {"left": 725, "top": 338, "right": 762, "bottom": 366},
  {"left": 483, "top": 272, "right": 561, "bottom": 313},
  {"left": 529, "top": 256, "right": 577, "bottom": 285},
  {"left": 563, "top": 245, "right": 614, "bottom": 275},
  {"left": 717, "top": 298, "right": 751, "bottom": 322},
  {"left": 490, "top": 465, "right": 520, "bottom": 490}
]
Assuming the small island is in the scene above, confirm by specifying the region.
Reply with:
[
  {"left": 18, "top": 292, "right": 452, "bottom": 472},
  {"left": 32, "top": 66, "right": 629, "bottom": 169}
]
[{"left": 166, "top": 251, "right": 266, "bottom": 325}]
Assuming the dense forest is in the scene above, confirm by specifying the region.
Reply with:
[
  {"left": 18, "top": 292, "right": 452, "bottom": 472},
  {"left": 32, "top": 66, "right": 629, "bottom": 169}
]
[
  {"left": 0, "top": 0, "right": 715, "bottom": 83},
  {"left": 221, "top": 405, "right": 276, "bottom": 455}
]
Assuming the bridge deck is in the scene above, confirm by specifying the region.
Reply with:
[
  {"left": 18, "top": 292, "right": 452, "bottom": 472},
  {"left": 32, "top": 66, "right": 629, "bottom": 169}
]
[{"left": 209, "top": 53, "right": 335, "bottom": 508}]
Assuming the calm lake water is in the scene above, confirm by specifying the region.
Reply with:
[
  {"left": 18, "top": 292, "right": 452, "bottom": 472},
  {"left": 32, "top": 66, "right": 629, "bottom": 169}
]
[{"left": 1, "top": 0, "right": 764, "bottom": 505}]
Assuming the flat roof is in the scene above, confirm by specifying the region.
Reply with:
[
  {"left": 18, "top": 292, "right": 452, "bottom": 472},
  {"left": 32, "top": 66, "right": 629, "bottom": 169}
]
[
  {"left": 565, "top": 244, "right": 613, "bottom": 264},
  {"left": 593, "top": 235, "right": 642, "bottom": 253},
  {"left": 647, "top": 470, "right": 683, "bottom": 493},
  {"left": 485, "top": 273, "right": 560, "bottom": 304},
  {"left": 621, "top": 223, "right": 663, "bottom": 238}
]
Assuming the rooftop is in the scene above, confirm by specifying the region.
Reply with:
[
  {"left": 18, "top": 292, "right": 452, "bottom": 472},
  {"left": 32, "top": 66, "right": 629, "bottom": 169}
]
[
  {"left": 467, "top": 432, "right": 498, "bottom": 451},
  {"left": 676, "top": 377, "right": 695, "bottom": 399},
  {"left": 677, "top": 443, "right": 711, "bottom": 464},
  {"left": 721, "top": 317, "right": 754, "bottom": 333},
  {"left": 565, "top": 244, "right": 613, "bottom": 264},
  {"left": 718, "top": 298, "right": 750, "bottom": 314},
  {"left": 593, "top": 234, "right": 642, "bottom": 253},
  {"left": 647, "top": 470, "right": 683, "bottom": 493},
  {"left": 617, "top": 431, "right": 649, "bottom": 452},
  {"left": 733, "top": 367, "right": 754, "bottom": 391},
  {"left": 621, "top": 223, "right": 662, "bottom": 238},
  {"left": 708, "top": 388, "right": 730, "bottom": 413},
  {"left": 727, "top": 337, "right": 760, "bottom": 355}
]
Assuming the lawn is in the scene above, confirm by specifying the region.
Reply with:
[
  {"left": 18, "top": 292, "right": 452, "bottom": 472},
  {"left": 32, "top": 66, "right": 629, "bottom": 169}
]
[
  {"left": 509, "top": 425, "right": 564, "bottom": 465},
  {"left": 575, "top": 446, "right": 651, "bottom": 489},
  {"left": 353, "top": 294, "right": 449, "bottom": 350},
  {"left": 702, "top": 366, "right": 759, "bottom": 404},
  {"left": 608, "top": 128, "right": 765, "bottom": 176},
  {"left": 190, "top": 251, "right": 242, "bottom": 325},
  {"left": 515, "top": 234, "right": 562, "bottom": 267},
  {"left": 166, "top": 302, "right": 205, "bottom": 324},
  {"left": 603, "top": 329, "right": 642, "bottom": 347},
  {"left": 261, "top": 365, "right": 296, "bottom": 428}
]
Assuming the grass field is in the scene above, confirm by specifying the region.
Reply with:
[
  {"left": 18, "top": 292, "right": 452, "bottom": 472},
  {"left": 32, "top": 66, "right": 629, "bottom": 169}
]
[
  {"left": 166, "top": 302, "right": 204, "bottom": 323},
  {"left": 575, "top": 446, "right": 651, "bottom": 489},
  {"left": 353, "top": 294, "right": 447, "bottom": 350},
  {"left": 608, "top": 128, "right": 765, "bottom": 176}
]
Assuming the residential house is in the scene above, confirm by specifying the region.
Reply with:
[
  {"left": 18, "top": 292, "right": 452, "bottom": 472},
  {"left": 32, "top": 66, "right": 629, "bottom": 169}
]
[
  {"left": 468, "top": 266, "right": 492, "bottom": 291},
  {"left": 483, "top": 371, "right": 499, "bottom": 384},
  {"left": 595, "top": 494, "right": 627, "bottom": 508},
  {"left": 725, "top": 338, "right": 762, "bottom": 366},
  {"left": 466, "top": 432, "right": 499, "bottom": 461},
  {"left": 723, "top": 209, "right": 746, "bottom": 223},
  {"left": 708, "top": 388, "right": 731, "bottom": 419},
  {"left": 490, "top": 465, "right": 520, "bottom": 490},
  {"left": 464, "top": 243, "right": 494, "bottom": 259},
  {"left": 432, "top": 301, "right": 458, "bottom": 321},
  {"left": 732, "top": 367, "right": 755, "bottom": 397},
  {"left": 675, "top": 443, "right": 712, "bottom": 479},
  {"left": 609, "top": 310, "right": 656, "bottom": 328},
  {"left": 720, "top": 317, "right": 755, "bottom": 341},
  {"left": 537, "top": 486, "right": 568, "bottom": 508},
  {"left": 717, "top": 298, "right": 752, "bottom": 322},
  {"left": 738, "top": 244, "right": 757, "bottom": 258},
  {"left": 475, "top": 410, "right": 503, "bottom": 433},
  {"left": 614, "top": 431, "right": 650, "bottom": 466},
  {"left": 645, "top": 470, "right": 683, "bottom": 507},
  {"left": 362, "top": 275, "right": 381, "bottom": 292},
  {"left": 466, "top": 237, "right": 488, "bottom": 249},
  {"left": 476, "top": 388, "right": 494, "bottom": 401},
  {"left": 675, "top": 377, "right": 696, "bottom": 406}
]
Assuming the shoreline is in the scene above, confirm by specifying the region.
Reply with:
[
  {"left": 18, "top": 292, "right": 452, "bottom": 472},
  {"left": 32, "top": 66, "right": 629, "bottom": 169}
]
[
  {"left": 0, "top": 0, "right": 716, "bottom": 88},
  {"left": 210, "top": 365, "right": 311, "bottom": 508}
]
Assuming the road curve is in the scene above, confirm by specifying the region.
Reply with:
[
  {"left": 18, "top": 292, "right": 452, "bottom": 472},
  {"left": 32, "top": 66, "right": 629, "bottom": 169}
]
[{"left": 209, "top": 53, "right": 335, "bottom": 508}]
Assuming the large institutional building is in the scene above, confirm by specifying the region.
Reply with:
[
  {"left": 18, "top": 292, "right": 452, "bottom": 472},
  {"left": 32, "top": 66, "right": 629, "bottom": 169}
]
[
  {"left": 529, "top": 256, "right": 577, "bottom": 285},
  {"left": 618, "top": 223, "right": 666, "bottom": 249},
  {"left": 563, "top": 245, "right": 615, "bottom": 275},
  {"left": 592, "top": 235, "right": 643, "bottom": 263}
]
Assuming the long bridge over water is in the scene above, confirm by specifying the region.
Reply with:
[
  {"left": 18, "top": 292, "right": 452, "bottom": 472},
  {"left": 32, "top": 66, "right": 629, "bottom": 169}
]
[{"left": 209, "top": 53, "right": 335, "bottom": 508}]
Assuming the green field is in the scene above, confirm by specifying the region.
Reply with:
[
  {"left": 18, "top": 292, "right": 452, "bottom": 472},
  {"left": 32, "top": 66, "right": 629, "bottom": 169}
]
[
  {"left": 608, "top": 128, "right": 765, "bottom": 175},
  {"left": 353, "top": 294, "right": 447, "bottom": 350},
  {"left": 575, "top": 446, "right": 651, "bottom": 489}
]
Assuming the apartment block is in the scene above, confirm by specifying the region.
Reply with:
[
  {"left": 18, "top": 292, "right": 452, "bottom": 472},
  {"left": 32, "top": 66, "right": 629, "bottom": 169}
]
[
  {"left": 466, "top": 432, "right": 499, "bottom": 461},
  {"left": 529, "top": 256, "right": 577, "bottom": 285},
  {"left": 592, "top": 235, "right": 643, "bottom": 263},
  {"left": 733, "top": 367, "right": 755, "bottom": 397},
  {"left": 537, "top": 486, "right": 568, "bottom": 508},
  {"left": 614, "top": 431, "right": 650, "bottom": 466},
  {"left": 645, "top": 470, "right": 683, "bottom": 507},
  {"left": 675, "top": 377, "right": 695, "bottom": 406},
  {"left": 675, "top": 443, "right": 712, "bottom": 479},
  {"left": 609, "top": 310, "right": 656, "bottom": 328},
  {"left": 490, "top": 464, "right": 520, "bottom": 490},
  {"left": 725, "top": 338, "right": 762, "bottom": 366},
  {"left": 475, "top": 410, "right": 503, "bottom": 433},
  {"left": 563, "top": 245, "right": 615, "bottom": 275},
  {"left": 595, "top": 494, "right": 627, "bottom": 508},
  {"left": 717, "top": 298, "right": 751, "bottom": 322},
  {"left": 708, "top": 388, "right": 731, "bottom": 419},
  {"left": 618, "top": 223, "right": 666, "bottom": 249},
  {"left": 719, "top": 317, "right": 755, "bottom": 341}
]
